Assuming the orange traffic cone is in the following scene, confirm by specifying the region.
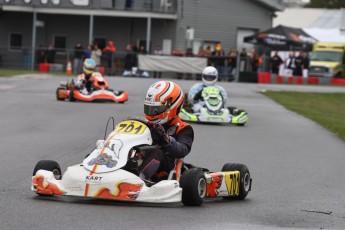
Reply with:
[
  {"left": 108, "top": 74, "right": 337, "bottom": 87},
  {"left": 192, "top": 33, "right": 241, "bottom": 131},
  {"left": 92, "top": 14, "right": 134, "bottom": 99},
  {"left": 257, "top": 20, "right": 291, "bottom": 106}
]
[{"left": 66, "top": 61, "right": 72, "bottom": 75}]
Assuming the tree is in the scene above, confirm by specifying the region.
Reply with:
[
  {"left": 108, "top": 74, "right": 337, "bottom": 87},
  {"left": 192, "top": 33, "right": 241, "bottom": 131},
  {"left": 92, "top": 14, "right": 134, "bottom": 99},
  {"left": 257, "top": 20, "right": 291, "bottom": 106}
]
[{"left": 304, "top": 0, "right": 345, "bottom": 8}]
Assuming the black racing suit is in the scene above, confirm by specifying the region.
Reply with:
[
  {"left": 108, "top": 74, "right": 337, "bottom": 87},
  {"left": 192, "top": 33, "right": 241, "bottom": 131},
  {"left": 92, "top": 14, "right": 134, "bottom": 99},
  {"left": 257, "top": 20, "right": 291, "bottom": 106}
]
[{"left": 138, "top": 117, "right": 194, "bottom": 180}]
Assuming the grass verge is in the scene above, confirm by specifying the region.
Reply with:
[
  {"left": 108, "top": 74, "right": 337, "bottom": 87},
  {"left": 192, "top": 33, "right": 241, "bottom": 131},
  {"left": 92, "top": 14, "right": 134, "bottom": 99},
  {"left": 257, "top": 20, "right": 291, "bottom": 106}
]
[{"left": 261, "top": 91, "right": 345, "bottom": 141}]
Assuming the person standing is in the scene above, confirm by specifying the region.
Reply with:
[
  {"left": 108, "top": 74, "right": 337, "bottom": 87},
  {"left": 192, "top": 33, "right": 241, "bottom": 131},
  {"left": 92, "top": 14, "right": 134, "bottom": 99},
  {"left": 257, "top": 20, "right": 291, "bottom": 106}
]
[
  {"left": 212, "top": 43, "right": 225, "bottom": 81},
  {"left": 73, "top": 42, "right": 84, "bottom": 74},
  {"left": 284, "top": 52, "right": 296, "bottom": 77},
  {"left": 302, "top": 51, "right": 310, "bottom": 78},
  {"left": 103, "top": 40, "right": 116, "bottom": 76},
  {"left": 91, "top": 44, "right": 102, "bottom": 66},
  {"left": 293, "top": 52, "right": 303, "bottom": 77},
  {"left": 270, "top": 52, "right": 283, "bottom": 74},
  {"left": 227, "top": 48, "right": 238, "bottom": 81},
  {"left": 84, "top": 44, "right": 93, "bottom": 60},
  {"left": 45, "top": 43, "right": 56, "bottom": 64}
]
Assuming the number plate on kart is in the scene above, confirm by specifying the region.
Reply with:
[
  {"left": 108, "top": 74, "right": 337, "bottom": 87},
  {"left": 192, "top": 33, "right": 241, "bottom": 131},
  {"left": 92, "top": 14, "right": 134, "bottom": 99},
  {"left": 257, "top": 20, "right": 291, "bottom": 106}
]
[{"left": 114, "top": 121, "right": 146, "bottom": 135}]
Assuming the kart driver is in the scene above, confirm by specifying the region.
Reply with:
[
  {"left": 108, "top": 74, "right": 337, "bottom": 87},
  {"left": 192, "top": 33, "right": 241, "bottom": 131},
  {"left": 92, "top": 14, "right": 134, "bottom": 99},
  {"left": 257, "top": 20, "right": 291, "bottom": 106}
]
[
  {"left": 75, "top": 58, "right": 96, "bottom": 95},
  {"left": 139, "top": 81, "right": 194, "bottom": 181},
  {"left": 188, "top": 66, "right": 228, "bottom": 113}
]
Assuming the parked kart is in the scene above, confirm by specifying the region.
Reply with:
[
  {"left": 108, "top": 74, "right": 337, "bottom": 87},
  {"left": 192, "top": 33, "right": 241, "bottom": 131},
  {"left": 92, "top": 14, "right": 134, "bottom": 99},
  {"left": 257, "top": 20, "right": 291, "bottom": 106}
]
[
  {"left": 32, "top": 118, "right": 252, "bottom": 206},
  {"left": 56, "top": 74, "right": 128, "bottom": 103},
  {"left": 180, "top": 86, "right": 248, "bottom": 126}
]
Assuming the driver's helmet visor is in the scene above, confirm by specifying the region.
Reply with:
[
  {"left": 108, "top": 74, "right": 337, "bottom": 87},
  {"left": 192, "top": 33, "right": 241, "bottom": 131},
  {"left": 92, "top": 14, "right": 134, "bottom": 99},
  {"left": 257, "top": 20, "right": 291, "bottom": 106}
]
[
  {"left": 202, "top": 74, "right": 217, "bottom": 81},
  {"left": 144, "top": 104, "right": 168, "bottom": 116}
]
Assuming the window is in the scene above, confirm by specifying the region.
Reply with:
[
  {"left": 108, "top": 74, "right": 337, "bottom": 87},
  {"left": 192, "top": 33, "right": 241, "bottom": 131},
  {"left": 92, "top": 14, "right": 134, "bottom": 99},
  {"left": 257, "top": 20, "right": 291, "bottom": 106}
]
[
  {"left": 9, "top": 33, "right": 22, "bottom": 50},
  {"left": 93, "top": 38, "right": 106, "bottom": 50},
  {"left": 54, "top": 35, "right": 66, "bottom": 51}
]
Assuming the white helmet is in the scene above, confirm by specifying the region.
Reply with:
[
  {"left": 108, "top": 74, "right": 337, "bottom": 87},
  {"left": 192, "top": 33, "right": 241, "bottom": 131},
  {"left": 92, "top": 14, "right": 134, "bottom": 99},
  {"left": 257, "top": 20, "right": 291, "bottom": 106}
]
[{"left": 202, "top": 66, "right": 218, "bottom": 86}]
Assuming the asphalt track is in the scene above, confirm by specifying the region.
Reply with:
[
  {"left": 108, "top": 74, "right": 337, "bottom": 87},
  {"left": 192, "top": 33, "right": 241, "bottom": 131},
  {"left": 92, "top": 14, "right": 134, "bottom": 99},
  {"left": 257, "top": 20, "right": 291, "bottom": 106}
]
[{"left": 0, "top": 75, "right": 345, "bottom": 230}]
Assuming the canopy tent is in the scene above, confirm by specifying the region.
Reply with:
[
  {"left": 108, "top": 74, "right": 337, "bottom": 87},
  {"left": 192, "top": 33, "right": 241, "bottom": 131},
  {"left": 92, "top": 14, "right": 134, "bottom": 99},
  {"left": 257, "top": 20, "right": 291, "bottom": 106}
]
[{"left": 244, "top": 25, "right": 317, "bottom": 51}]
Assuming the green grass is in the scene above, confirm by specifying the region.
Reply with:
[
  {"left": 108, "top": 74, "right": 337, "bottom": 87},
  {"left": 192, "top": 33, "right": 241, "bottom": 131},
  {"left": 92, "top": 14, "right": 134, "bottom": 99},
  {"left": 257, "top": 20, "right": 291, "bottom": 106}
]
[
  {"left": 261, "top": 91, "right": 345, "bottom": 141},
  {"left": 0, "top": 68, "right": 66, "bottom": 77}
]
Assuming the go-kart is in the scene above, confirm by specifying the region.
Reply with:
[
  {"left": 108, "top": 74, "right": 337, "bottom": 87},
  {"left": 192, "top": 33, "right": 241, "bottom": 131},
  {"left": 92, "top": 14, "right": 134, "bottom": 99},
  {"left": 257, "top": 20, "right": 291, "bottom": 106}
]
[
  {"left": 56, "top": 74, "right": 128, "bottom": 103},
  {"left": 180, "top": 86, "right": 248, "bottom": 126},
  {"left": 32, "top": 118, "right": 252, "bottom": 206}
]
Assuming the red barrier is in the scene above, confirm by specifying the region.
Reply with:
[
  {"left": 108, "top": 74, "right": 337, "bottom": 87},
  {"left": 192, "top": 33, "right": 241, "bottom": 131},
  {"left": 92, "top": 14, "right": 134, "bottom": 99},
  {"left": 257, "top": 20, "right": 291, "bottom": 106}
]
[
  {"left": 258, "top": 72, "right": 271, "bottom": 84},
  {"left": 287, "top": 76, "right": 294, "bottom": 84},
  {"left": 276, "top": 75, "right": 283, "bottom": 84},
  {"left": 331, "top": 78, "right": 345, "bottom": 85},
  {"left": 296, "top": 76, "right": 303, "bottom": 84},
  {"left": 38, "top": 63, "right": 49, "bottom": 72},
  {"left": 308, "top": 77, "right": 319, "bottom": 85}
]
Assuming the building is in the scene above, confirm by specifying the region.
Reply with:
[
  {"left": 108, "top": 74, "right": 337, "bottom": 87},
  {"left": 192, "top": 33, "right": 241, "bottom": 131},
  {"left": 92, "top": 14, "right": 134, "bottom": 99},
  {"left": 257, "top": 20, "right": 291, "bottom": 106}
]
[{"left": 0, "top": 0, "right": 283, "bottom": 70}]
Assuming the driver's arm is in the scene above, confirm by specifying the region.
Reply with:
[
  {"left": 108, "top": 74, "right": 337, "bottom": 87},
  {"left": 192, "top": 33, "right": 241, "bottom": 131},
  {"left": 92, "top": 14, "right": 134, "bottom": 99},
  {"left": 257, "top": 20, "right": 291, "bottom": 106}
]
[{"left": 163, "top": 126, "right": 194, "bottom": 159}]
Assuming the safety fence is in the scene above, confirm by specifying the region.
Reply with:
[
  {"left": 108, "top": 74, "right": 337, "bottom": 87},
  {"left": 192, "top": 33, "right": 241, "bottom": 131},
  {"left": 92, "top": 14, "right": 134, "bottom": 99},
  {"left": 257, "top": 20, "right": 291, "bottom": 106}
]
[{"left": 257, "top": 72, "right": 345, "bottom": 86}]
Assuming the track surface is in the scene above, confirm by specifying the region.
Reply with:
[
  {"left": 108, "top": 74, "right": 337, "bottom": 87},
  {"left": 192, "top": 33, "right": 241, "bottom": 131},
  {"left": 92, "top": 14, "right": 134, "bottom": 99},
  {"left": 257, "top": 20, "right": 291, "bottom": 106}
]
[{"left": 1, "top": 75, "right": 345, "bottom": 230}]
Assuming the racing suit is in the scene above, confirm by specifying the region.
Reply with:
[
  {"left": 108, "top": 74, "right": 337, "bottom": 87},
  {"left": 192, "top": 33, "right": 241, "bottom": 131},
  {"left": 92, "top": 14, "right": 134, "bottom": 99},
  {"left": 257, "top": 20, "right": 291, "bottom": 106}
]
[
  {"left": 188, "top": 83, "right": 228, "bottom": 113},
  {"left": 138, "top": 116, "right": 194, "bottom": 180},
  {"left": 75, "top": 73, "right": 95, "bottom": 94}
]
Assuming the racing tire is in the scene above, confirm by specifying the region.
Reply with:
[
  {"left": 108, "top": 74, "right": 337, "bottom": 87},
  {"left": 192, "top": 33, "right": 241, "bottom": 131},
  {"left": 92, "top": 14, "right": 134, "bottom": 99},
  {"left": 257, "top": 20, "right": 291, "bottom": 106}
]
[
  {"left": 56, "top": 87, "right": 65, "bottom": 101},
  {"left": 33, "top": 160, "right": 62, "bottom": 180},
  {"left": 68, "top": 89, "right": 76, "bottom": 102},
  {"left": 180, "top": 168, "right": 206, "bottom": 206},
  {"left": 221, "top": 163, "right": 251, "bottom": 200}
]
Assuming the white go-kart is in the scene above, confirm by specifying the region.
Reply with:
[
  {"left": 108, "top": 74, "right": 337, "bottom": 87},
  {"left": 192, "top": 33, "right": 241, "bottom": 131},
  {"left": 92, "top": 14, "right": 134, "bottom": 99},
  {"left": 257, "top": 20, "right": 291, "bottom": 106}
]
[{"left": 32, "top": 118, "right": 252, "bottom": 206}]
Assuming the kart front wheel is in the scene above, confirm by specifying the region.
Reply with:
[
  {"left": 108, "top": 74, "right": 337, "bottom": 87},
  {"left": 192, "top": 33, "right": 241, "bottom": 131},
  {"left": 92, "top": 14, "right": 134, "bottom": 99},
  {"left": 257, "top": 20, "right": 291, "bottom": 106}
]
[
  {"left": 33, "top": 160, "right": 62, "bottom": 180},
  {"left": 221, "top": 163, "right": 251, "bottom": 200},
  {"left": 180, "top": 168, "right": 206, "bottom": 206}
]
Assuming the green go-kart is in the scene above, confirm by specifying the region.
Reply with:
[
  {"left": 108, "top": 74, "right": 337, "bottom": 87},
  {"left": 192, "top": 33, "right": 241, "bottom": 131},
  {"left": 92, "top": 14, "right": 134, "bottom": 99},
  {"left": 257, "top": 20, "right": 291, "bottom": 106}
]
[{"left": 180, "top": 86, "right": 248, "bottom": 126}]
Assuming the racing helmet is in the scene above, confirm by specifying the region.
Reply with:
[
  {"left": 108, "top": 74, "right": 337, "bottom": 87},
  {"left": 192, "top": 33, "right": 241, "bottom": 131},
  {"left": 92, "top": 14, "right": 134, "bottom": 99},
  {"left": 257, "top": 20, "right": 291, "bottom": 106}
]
[
  {"left": 83, "top": 59, "right": 96, "bottom": 76},
  {"left": 144, "top": 81, "right": 184, "bottom": 124},
  {"left": 202, "top": 66, "right": 218, "bottom": 86}
]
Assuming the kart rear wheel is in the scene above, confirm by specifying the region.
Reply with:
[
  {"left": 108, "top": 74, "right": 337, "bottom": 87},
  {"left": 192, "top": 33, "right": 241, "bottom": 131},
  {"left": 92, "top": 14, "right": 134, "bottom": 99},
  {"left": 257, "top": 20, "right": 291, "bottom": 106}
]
[
  {"left": 221, "top": 163, "right": 251, "bottom": 200},
  {"left": 56, "top": 87, "right": 65, "bottom": 101},
  {"left": 33, "top": 160, "right": 62, "bottom": 180},
  {"left": 180, "top": 168, "right": 206, "bottom": 206}
]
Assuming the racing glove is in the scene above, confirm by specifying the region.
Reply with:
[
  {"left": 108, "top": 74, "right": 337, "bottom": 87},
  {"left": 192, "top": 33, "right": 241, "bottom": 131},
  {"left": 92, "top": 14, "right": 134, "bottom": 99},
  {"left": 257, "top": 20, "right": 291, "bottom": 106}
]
[{"left": 150, "top": 124, "right": 170, "bottom": 146}]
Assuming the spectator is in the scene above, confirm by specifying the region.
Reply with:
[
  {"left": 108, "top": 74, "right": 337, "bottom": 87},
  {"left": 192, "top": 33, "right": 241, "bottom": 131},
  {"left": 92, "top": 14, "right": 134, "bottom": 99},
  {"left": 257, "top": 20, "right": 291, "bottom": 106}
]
[
  {"left": 302, "top": 51, "right": 310, "bottom": 78},
  {"left": 91, "top": 44, "right": 102, "bottom": 67},
  {"left": 284, "top": 51, "right": 296, "bottom": 76},
  {"left": 270, "top": 51, "right": 283, "bottom": 74},
  {"left": 36, "top": 44, "right": 46, "bottom": 65},
  {"left": 212, "top": 43, "right": 225, "bottom": 81},
  {"left": 293, "top": 52, "right": 303, "bottom": 77},
  {"left": 123, "top": 43, "right": 137, "bottom": 77},
  {"left": 250, "top": 49, "right": 262, "bottom": 72},
  {"left": 138, "top": 45, "right": 149, "bottom": 77},
  {"left": 227, "top": 48, "right": 238, "bottom": 81},
  {"left": 84, "top": 44, "right": 93, "bottom": 60},
  {"left": 73, "top": 42, "right": 84, "bottom": 74},
  {"left": 153, "top": 46, "right": 163, "bottom": 78},
  {"left": 103, "top": 40, "right": 116, "bottom": 76},
  {"left": 45, "top": 43, "right": 56, "bottom": 64},
  {"left": 240, "top": 48, "right": 247, "bottom": 58}
]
